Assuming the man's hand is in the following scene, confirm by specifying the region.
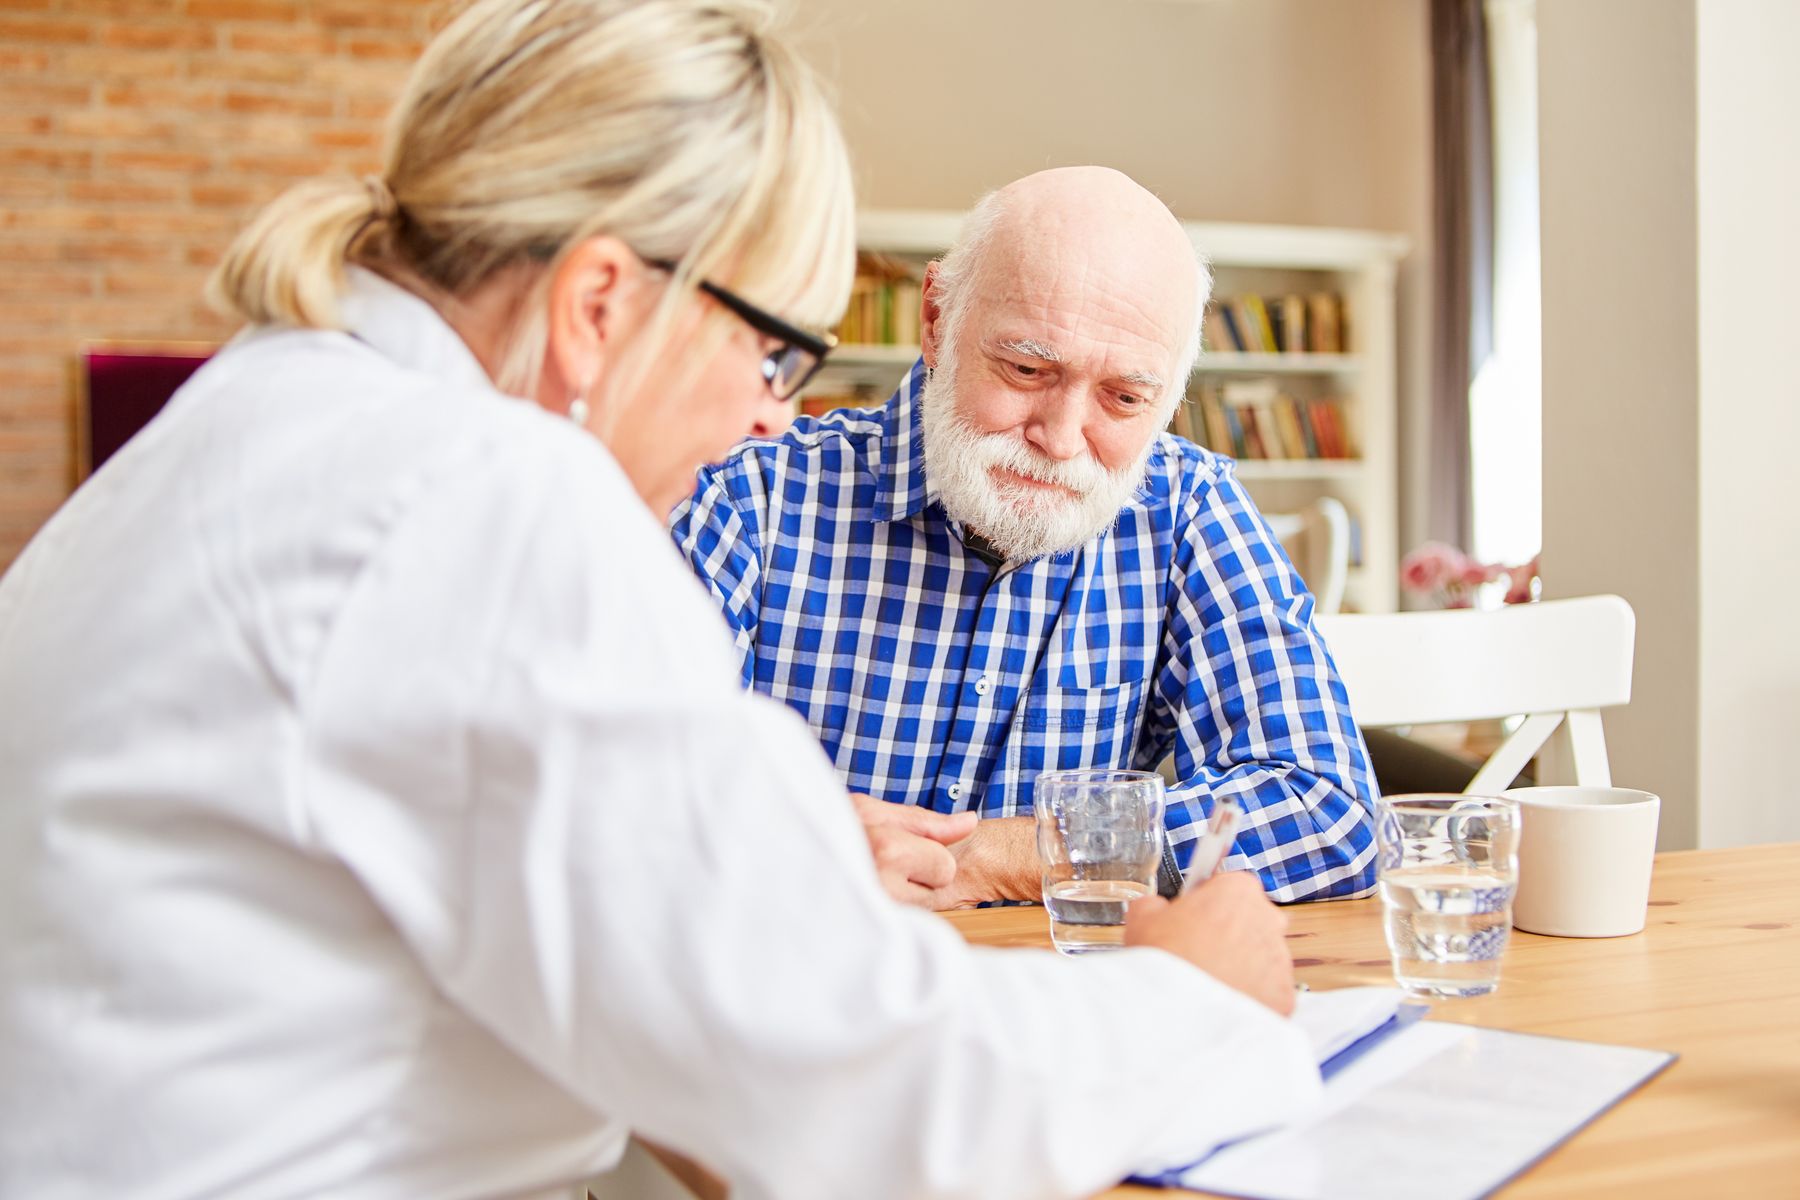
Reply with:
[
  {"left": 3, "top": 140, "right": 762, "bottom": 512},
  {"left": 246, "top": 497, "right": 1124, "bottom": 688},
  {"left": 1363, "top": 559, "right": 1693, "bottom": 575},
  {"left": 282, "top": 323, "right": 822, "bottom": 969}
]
[
  {"left": 851, "top": 793, "right": 978, "bottom": 908},
  {"left": 1123, "top": 872, "right": 1298, "bottom": 1015},
  {"left": 926, "top": 815, "right": 1039, "bottom": 910}
]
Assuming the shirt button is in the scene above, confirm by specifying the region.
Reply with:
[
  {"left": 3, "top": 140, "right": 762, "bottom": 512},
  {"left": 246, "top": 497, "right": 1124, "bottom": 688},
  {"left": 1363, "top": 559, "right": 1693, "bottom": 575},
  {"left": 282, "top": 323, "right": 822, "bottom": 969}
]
[
  {"left": 974, "top": 675, "right": 992, "bottom": 696},
  {"left": 947, "top": 783, "right": 964, "bottom": 801}
]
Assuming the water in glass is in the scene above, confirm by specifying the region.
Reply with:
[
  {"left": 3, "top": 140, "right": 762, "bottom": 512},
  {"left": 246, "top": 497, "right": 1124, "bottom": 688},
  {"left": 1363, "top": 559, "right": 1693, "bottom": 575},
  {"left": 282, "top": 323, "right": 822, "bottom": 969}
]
[
  {"left": 1043, "top": 878, "right": 1155, "bottom": 953},
  {"left": 1376, "top": 794, "right": 1521, "bottom": 998},
  {"left": 1381, "top": 865, "right": 1516, "bottom": 997},
  {"left": 1034, "top": 770, "right": 1165, "bottom": 955}
]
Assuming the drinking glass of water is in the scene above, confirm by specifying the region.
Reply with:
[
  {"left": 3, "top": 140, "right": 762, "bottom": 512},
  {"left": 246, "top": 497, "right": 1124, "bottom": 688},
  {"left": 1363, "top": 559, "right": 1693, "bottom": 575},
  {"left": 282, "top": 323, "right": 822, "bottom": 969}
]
[
  {"left": 1377, "top": 793, "right": 1522, "bottom": 998},
  {"left": 1034, "top": 769, "right": 1166, "bottom": 955}
]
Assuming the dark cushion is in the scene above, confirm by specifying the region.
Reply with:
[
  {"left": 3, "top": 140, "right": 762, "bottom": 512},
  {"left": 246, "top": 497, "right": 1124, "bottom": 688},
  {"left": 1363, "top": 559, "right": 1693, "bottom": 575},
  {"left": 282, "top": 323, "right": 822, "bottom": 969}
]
[{"left": 1362, "top": 727, "right": 1533, "bottom": 796}]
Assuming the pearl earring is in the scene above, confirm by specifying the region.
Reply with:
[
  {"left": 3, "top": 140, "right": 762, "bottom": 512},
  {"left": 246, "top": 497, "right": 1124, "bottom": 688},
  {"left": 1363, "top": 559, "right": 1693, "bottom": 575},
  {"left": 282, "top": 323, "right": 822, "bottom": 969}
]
[{"left": 569, "top": 376, "right": 593, "bottom": 428}]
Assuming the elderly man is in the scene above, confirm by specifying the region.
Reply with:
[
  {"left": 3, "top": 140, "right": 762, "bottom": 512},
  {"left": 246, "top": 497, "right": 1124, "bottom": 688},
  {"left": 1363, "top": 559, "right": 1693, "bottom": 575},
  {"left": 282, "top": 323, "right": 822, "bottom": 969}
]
[{"left": 671, "top": 167, "right": 1376, "bottom": 907}]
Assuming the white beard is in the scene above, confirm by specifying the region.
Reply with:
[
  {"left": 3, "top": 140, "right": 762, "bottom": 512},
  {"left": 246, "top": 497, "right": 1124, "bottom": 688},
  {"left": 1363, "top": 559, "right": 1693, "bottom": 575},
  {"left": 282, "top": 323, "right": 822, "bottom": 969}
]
[{"left": 918, "top": 346, "right": 1157, "bottom": 563}]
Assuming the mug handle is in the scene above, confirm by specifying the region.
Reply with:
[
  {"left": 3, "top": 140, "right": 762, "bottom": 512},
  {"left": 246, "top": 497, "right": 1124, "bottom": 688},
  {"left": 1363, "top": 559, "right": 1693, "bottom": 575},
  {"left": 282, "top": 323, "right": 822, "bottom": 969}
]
[{"left": 1446, "top": 799, "right": 1500, "bottom": 866}]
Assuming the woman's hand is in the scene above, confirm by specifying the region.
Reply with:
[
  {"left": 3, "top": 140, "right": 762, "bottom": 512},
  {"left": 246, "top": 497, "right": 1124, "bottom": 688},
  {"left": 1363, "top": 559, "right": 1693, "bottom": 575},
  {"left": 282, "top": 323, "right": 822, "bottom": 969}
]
[{"left": 1124, "top": 872, "right": 1298, "bottom": 1015}]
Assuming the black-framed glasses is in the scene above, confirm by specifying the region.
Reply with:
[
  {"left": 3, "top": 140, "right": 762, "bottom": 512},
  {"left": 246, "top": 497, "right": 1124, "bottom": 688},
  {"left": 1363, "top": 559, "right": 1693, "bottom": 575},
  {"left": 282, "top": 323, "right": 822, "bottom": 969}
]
[{"left": 646, "top": 258, "right": 835, "bottom": 401}]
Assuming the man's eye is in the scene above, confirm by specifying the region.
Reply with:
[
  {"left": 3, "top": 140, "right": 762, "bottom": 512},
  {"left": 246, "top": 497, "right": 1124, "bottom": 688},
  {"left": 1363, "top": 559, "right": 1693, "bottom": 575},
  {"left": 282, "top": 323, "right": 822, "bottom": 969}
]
[
  {"left": 1009, "top": 362, "right": 1040, "bottom": 378},
  {"left": 1117, "top": 392, "right": 1148, "bottom": 409}
]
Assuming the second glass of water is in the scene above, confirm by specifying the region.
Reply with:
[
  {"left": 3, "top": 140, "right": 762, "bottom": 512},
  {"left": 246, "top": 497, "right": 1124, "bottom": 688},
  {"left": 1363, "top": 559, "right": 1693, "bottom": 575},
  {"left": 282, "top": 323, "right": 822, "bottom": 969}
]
[
  {"left": 1034, "top": 769, "right": 1166, "bottom": 955},
  {"left": 1377, "top": 793, "right": 1522, "bottom": 998}
]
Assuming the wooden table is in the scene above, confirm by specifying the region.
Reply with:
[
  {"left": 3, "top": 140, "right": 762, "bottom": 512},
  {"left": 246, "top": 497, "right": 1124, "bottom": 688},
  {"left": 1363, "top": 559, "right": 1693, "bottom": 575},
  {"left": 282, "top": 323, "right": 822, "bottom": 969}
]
[{"left": 943, "top": 844, "right": 1800, "bottom": 1199}]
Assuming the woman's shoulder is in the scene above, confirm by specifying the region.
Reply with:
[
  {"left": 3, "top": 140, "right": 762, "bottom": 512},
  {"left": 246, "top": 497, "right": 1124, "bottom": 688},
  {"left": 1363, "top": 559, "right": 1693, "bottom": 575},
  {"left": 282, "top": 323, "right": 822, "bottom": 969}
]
[
  {"left": 199, "top": 322, "right": 635, "bottom": 508},
  {"left": 155, "top": 325, "right": 678, "bottom": 683}
]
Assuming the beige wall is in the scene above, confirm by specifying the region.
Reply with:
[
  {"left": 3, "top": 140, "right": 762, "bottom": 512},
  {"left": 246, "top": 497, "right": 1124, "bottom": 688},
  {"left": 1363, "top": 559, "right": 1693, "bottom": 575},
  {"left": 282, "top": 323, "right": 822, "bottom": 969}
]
[
  {"left": 1696, "top": 0, "right": 1800, "bottom": 847},
  {"left": 1539, "top": 0, "right": 1700, "bottom": 849},
  {"left": 785, "top": 0, "right": 1436, "bottom": 553},
  {"left": 1542, "top": 0, "right": 1800, "bottom": 850}
]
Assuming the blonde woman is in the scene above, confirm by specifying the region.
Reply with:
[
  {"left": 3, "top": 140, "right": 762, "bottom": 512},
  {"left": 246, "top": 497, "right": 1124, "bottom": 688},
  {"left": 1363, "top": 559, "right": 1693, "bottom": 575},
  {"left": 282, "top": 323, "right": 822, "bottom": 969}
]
[{"left": 0, "top": 2, "right": 1316, "bottom": 1198}]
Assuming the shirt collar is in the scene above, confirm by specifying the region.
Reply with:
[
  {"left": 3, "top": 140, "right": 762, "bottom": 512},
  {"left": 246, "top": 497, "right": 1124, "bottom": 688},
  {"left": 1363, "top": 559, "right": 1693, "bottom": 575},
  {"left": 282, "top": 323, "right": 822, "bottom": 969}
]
[
  {"left": 874, "top": 357, "right": 934, "bottom": 523},
  {"left": 335, "top": 266, "right": 498, "bottom": 397},
  {"left": 872, "top": 355, "right": 1160, "bottom": 525}
]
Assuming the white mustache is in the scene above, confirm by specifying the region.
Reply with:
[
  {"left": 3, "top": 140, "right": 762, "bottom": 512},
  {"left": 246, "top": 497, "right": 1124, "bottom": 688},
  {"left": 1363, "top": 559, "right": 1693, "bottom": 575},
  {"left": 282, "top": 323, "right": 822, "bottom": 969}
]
[{"left": 966, "top": 430, "right": 1108, "bottom": 496}]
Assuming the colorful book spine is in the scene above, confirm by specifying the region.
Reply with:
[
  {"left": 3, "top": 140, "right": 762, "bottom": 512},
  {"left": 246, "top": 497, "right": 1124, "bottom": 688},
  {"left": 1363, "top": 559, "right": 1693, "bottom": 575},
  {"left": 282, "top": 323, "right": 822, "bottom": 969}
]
[
  {"left": 839, "top": 253, "right": 926, "bottom": 345},
  {"left": 1207, "top": 292, "right": 1347, "bottom": 355}
]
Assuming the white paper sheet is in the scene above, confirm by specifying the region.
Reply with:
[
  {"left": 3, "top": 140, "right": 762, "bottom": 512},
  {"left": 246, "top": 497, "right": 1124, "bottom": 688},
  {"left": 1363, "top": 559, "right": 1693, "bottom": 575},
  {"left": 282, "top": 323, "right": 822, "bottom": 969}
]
[
  {"left": 1290, "top": 986, "right": 1415, "bottom": 1066},
  {"left": 1162, "top": 1022, "right": 1675, "bottom": 1200}
]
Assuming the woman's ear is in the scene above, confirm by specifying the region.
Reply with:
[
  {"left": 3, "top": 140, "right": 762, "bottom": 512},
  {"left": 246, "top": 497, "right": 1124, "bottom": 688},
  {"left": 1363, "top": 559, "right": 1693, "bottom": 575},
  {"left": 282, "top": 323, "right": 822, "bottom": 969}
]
[{"left": 542, "top": 235, "right": 638, "bottom": 416}]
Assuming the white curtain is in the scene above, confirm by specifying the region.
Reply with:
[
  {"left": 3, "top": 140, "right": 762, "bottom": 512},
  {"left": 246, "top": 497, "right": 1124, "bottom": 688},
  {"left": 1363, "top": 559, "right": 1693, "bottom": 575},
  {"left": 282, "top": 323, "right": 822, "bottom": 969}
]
[{"left": 1469, "top": 0, "right": 1542, "bottom": 566}]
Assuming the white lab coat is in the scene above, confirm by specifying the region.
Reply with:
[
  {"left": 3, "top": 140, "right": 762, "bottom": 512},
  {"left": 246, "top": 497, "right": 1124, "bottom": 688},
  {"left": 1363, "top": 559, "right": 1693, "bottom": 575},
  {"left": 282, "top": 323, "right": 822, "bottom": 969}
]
[{"left": 0, "top": 269, "right": 1320, "bottom": 1200}]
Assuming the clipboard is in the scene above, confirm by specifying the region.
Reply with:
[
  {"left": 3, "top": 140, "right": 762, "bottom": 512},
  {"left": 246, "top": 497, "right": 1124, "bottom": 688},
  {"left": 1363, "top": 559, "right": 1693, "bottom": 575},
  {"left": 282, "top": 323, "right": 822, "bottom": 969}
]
[{"left": 1136, "top": 1017, "right": 1675, "bottom": 1200}]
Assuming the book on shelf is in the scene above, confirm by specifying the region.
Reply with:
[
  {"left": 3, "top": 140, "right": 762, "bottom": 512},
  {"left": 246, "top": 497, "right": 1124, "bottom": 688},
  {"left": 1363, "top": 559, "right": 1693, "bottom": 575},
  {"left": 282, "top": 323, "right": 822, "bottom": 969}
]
[
  {"left": 837, "top": 253, "right": 923, "bottom": 347},
  {"left": 1337, "top": 394, "right": 1361, "bottom": 458},
  {"left": 1238, "top": 295, "right": 1279, "bottom": 354},
  {"left": 1306, "top": 291, "right": 1345, "bottom": 353},
  {"left": 1211, "top": 304, "right": 1246, "bottom": 354},
  {"left": 1203, "top": 292, "right": 1347, "bottom": 355},
  {"left": 1179, "top": 380, "right": 1356, "bottom": 462},
  {"left": 1276, "top": 294, "right": 1307, "bottom": 353}
]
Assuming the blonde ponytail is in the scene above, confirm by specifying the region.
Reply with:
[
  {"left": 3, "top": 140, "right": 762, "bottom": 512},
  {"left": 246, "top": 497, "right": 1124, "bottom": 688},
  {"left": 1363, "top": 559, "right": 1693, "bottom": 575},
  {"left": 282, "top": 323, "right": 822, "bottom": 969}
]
[
  {"left": 205, "top": 0, "right": 855, "bottom": 391},
  {"left": 208, "top": 175, "right": 397, "bottom": 330}
]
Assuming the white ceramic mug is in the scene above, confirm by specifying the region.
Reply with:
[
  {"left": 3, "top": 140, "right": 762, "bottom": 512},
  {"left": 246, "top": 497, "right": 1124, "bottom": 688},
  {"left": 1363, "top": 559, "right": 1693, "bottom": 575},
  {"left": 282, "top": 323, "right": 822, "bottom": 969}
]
[{"left": 1502, "top": 786, "right": 1661, "bottom": 937}]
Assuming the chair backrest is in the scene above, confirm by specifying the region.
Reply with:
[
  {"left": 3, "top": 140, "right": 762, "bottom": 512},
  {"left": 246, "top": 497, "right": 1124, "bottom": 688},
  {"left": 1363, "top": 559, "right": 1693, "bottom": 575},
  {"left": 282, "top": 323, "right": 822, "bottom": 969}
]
[
  {"left": 1317, "top": 594, "right": 1636, "bottom": 793},
  {"left": 1265, "top": 495, "right": 1350, "bottom": 615}
]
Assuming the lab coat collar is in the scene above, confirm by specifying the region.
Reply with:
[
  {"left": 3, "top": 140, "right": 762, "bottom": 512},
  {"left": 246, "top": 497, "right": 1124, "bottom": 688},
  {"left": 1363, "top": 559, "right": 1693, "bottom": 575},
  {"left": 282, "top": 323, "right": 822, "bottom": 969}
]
[{"left": 337, "top": 266, "right": 499, "bottom": 397}]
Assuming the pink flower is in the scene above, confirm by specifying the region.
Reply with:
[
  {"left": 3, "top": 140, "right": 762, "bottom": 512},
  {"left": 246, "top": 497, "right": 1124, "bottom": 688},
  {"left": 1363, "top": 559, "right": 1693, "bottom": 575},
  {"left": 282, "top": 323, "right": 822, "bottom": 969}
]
[
  {"left": 1399, "top": 542, "right": 1543, "bottom": 608},
  {"left": 1399, "top": 541, "right": 1468, "bottom": 595},
  {"left": 1460, "top": 560, "right": 1502, "bottom": 588},
  {"left": 1504, "top": 555, "right": 1541, "bottom": 605}
]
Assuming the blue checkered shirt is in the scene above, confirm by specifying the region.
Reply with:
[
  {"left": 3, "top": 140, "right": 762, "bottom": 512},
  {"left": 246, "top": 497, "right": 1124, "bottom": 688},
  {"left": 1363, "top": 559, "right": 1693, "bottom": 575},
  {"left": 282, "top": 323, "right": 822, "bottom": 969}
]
[{"left": 669, "top": 361, "right": 1377, "bottom": 900}]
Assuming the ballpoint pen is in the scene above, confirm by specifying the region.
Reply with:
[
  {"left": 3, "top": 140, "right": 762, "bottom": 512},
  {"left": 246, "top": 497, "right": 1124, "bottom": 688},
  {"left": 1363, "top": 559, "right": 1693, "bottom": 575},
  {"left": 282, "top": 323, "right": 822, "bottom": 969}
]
[{"left": 1178, "top": 796, "right": 1243, "bottom": 896}]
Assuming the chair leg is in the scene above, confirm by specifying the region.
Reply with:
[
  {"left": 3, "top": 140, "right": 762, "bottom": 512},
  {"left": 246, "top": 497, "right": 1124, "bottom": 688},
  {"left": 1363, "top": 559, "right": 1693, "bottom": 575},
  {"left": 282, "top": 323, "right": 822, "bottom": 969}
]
[
  {"left": 1533, "top": 710, "right": 1612, "bottom": 786},
  {"left": 1561, "top": 709, "right": 1612, "bottom": 786},
  {"left": 1468, "top": 712, "right": 1563, "bottom": 794}
]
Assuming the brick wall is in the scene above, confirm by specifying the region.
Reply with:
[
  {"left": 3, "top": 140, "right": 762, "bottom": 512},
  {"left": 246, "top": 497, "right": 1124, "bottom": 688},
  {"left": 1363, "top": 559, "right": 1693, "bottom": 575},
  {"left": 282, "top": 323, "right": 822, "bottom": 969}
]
[{"left": 0, "top": 0, "right": 437, "bottom": 569}]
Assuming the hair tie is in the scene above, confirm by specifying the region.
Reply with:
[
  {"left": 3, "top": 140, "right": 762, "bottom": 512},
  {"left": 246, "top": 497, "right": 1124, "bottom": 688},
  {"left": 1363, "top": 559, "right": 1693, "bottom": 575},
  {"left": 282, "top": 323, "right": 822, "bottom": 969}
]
[{"left": 362, "top": 174, "right": 399, "bottom": 222}]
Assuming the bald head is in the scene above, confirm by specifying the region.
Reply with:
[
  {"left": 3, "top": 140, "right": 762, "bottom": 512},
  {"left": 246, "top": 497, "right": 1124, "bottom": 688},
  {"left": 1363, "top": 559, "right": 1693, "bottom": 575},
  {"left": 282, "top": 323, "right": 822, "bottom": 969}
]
[{"left": 927, "top": 167, "right": 1208, "bottom": 405}]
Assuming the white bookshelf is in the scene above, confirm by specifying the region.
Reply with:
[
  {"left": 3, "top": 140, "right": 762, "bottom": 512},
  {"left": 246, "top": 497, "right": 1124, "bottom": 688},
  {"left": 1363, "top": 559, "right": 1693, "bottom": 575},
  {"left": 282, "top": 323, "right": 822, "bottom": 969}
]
[
  {"left": 1196, "top": 351, "right": 1362, "bottom": 375},
  {"left": 810, "top": 210, "right": 1408, "bottom": 613}
]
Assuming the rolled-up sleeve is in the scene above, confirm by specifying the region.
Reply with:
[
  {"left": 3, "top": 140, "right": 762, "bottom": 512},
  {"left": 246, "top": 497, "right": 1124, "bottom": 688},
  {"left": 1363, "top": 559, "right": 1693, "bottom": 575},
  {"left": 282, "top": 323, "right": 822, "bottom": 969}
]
[{"left": 1147, "top": 460, "right": 1378, "bottom": 902}]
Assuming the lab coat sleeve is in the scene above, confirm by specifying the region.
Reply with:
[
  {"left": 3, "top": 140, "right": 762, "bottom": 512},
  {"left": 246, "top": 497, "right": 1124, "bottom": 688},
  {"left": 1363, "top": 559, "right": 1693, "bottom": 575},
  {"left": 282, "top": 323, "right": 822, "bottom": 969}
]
[{"left": 300, "top": 427, "right": 1322, "bottom": 1200}]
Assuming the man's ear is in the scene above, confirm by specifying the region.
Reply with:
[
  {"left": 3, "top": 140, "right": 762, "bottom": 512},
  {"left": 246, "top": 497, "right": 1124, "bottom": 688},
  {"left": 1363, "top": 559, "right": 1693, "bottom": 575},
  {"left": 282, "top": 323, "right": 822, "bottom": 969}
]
[
  {"left": 542, "top": 235, "right": 636, "bottom": 411},
  {"left": 919, "top": 260, "right": 945, "bottom": 370}
]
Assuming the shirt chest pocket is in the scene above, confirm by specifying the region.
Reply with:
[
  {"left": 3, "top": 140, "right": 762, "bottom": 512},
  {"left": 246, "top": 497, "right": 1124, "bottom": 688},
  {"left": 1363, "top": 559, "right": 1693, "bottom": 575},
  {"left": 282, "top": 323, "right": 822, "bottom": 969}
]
[
  {"left": 1012, "top": 616, "right": 1155, "bottom": 748},
  {"left": 1009, "top": 676, "right": 1150, "bottom": 783},
  {"left": 978, "top": 673, "right": 1151, "bottom": 816},
  {"left": 1020, "top": 680, "right": 1142, "bottom": 733}
]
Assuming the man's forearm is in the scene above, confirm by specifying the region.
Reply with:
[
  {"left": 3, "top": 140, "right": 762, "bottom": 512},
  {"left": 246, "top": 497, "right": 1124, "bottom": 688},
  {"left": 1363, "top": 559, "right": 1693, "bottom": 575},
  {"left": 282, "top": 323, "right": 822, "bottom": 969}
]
[{"left": 948, "top": 816, "right": 1040, "bottom": 906}]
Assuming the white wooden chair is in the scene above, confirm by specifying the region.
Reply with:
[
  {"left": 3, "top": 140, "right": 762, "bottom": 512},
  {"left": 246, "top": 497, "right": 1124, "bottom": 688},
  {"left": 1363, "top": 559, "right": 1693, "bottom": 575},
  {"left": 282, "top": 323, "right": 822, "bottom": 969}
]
[
  {"left": 1317, "top": 594, "right": 1636, "bottom": 793},
  {"left": 1266, "top": 496, "right": 1351, "bottom": 615}
]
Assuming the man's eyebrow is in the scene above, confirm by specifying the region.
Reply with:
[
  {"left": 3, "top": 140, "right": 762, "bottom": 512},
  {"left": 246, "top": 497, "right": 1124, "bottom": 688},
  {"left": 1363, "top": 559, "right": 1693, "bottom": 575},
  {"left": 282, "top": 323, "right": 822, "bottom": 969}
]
[
  {"left": 989, "top": 337, "right": 1164, "bottom": 392},
  {"left": 1118, "top": 369, "right": 1165, "bottom": 392},
  {"left": 991, "top": 337, "right": 1063, "bottom": 363}
]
